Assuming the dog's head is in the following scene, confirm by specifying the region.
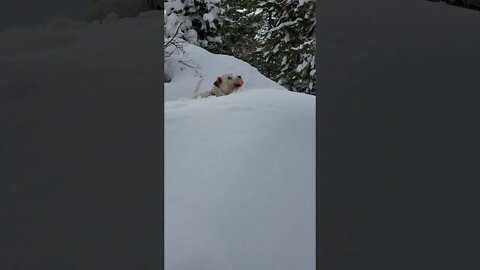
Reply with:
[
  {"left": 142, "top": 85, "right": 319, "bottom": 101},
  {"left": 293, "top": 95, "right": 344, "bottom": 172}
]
[{"left": 213, "top": 74, "right": 244, "bottom": 94}]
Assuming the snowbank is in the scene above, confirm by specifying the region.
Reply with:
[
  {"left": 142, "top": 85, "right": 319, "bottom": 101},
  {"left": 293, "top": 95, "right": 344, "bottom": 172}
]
[
  {"left": 165, "top": 44, "right": 315, "bottom": 269},
  {"left": 164, "top": 42, "right": 286, "bottom": 101},
  {"left": 165, "top": 90, "right": 315, "bottom": 270}
]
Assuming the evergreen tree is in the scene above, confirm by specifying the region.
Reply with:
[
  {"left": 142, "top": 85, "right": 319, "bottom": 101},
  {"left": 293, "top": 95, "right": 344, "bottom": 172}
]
[
  {"left": 213, "top": 0, "right": 262, "bottom": 61},
  {"left": 164, "top": 0, "right": 224, "bottom": 48},
  {"left": 256, "top": 0, "right": 316, "bottom": 95}
]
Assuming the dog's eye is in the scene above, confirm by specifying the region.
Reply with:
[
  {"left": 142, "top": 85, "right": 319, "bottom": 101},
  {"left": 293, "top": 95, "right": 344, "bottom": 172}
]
[{"left": 228, "top": 76, "right": 232, "bottom": 80}]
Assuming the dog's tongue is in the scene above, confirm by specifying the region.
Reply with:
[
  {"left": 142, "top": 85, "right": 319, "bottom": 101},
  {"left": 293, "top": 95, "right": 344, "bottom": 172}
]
[{"left": 237, "top": 79, "right": 244, "bottom": 86}]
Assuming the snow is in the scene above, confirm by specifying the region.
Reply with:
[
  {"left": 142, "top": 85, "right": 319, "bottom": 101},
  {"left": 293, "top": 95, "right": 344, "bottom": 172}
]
[
  {"left": 164, "top": 0, "right": 223, "bottom": 47},
  {"left": 165, "top": 44, "right": 315, "bottom": 269},
  {"left": 266, "top": 19, "right": 301, "bottom": 33},
  {"left": 299, "top": 0, "right": 313, "bottom": 5},
  {"left": 203, "top": 13, "right": 215, "bottom": 22},
  {"left": 165, "top": 42, "right": 286, "bottom": 101}
]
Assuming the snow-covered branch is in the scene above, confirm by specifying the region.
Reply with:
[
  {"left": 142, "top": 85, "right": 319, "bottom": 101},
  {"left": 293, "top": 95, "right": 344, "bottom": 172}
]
[{"left": 266, "top": 19, "right": 301, "bottom": 33}]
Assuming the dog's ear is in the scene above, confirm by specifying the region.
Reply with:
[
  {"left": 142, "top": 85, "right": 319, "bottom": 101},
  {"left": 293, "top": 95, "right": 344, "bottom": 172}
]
[{"left": 213, "top": 77, "right": 222, "bottom": 87}]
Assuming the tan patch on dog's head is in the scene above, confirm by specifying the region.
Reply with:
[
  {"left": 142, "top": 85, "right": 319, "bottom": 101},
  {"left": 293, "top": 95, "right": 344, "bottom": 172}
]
[{"left": 213, "top": 77, "right": 222, "bottom": 88}]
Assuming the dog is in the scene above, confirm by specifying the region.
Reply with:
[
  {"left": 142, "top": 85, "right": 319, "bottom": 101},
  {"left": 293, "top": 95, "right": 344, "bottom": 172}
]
[{"left": 192, "top": 74, "right": 244, "bottom": 99}]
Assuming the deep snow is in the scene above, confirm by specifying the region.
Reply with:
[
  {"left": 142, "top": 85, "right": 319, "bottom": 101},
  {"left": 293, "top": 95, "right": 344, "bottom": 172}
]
[
  {"left": 165, "top": 43, "right": 315, "bottom": 269},
  {"left": 164, "top": 42, "right": 286, "bottom": 101}
]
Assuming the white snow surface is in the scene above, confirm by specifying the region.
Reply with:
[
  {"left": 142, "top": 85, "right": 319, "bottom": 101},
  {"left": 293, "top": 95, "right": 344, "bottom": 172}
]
[
  {"left": 165, "top": 45, "right": 315, "bottom": 269},
  {"left": 203, "top": 13, "right": 215, "bottom": 22},
  {"left": 165, "top": 42, "right": 286, "bottom": 101}
]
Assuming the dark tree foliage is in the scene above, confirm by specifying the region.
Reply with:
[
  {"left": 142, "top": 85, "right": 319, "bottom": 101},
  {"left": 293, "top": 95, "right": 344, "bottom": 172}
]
[
  {"left": 165, "top": 0, "right": 316, "bottom": 95},
  {"left": 164, "top": 0, "right": 223, "bottom": 48},
  {"left": 255, "top": 0, "right": 316, "bottom": 94},
  {"left": 211, "top": 0, "right": 262, "bottom": 62}
]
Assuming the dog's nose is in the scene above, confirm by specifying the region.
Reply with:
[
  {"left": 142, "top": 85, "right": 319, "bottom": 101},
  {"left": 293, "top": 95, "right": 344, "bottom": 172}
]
[{"left": 237, "top": 75, "right": 242, "bottom": 79}]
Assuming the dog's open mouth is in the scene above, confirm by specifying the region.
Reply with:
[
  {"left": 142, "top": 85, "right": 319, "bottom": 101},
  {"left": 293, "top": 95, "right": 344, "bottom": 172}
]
[{"left": 235, "top": 79, "right": 244, "bottom": 87}]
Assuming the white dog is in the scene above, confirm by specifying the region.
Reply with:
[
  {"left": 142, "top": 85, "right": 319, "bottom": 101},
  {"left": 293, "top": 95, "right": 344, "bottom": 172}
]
[{"left": 192, "top": 74, "right": 244, "bottom": 99}]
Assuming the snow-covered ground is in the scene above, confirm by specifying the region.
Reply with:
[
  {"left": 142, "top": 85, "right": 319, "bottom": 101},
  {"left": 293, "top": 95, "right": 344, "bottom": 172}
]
[
  {"left": 164, "top": 43, "right": 286, "bottom": 101},
  {"left": 165, "top": 45, "right": 315, "bottom": 269}
]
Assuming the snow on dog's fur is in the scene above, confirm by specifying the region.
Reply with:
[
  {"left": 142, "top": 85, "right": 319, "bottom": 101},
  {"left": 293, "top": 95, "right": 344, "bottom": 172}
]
[{"left": 192, "top": 74, "right": 244, "bottom": 99}]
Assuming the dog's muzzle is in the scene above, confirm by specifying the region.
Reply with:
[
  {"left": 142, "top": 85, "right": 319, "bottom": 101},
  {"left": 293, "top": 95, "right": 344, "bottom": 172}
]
[{"left": 235, "top": 79, "right": 244, "bottom": 87}]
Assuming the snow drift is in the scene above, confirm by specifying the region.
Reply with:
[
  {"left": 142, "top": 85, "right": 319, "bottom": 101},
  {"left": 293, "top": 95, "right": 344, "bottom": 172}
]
[
  {"left": 164, "top": 42, "right": 287, "bottom": 101},
  {"left": 165, "top": 43, "right": 315, "bottom": 269}
]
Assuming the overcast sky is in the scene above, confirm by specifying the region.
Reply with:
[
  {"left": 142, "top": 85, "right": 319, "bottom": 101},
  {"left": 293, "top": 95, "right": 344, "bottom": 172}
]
[{"left": 0, "top": 0, "right": 88, "bottom": 29}]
